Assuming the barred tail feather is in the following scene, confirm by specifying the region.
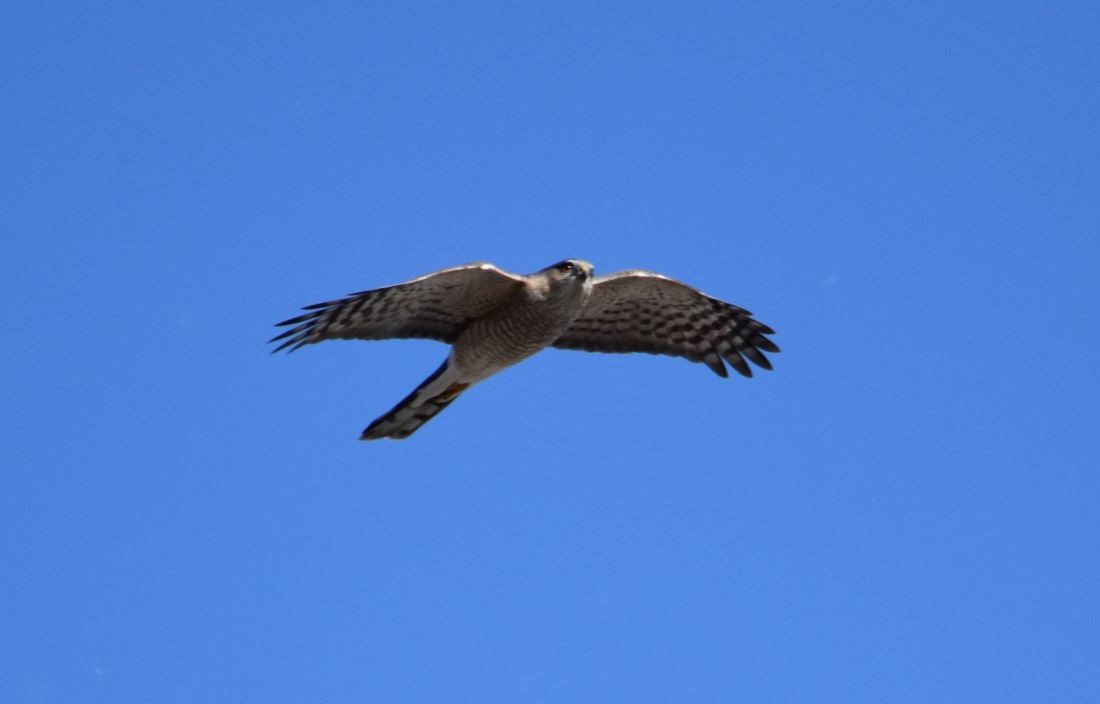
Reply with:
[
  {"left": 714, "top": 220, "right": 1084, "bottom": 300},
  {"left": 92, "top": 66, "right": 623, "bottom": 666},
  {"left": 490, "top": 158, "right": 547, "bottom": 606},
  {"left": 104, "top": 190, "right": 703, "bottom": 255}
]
[{"left": 360, "top": 359, "right": 469, "bottom": 440}]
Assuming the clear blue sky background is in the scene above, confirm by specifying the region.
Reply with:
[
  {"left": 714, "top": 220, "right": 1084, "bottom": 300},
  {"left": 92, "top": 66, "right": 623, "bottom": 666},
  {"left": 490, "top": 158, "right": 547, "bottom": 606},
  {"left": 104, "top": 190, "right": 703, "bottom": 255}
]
[{"left": 3, "top": 2, "right": 1098, "bottom": 702}]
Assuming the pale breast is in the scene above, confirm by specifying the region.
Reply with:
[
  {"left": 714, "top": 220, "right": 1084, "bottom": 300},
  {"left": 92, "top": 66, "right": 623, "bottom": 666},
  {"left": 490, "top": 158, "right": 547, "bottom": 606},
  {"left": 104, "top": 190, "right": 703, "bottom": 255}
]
[{"left": 451, "top": 289, "right": 586, "bottom": 380}]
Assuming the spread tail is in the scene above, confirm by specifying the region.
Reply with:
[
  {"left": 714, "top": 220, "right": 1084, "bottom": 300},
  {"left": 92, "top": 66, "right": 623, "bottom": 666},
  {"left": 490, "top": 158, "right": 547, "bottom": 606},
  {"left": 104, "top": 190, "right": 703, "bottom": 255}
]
[{"left": 360, "top": 360, "right": 470, "bottom": 440}]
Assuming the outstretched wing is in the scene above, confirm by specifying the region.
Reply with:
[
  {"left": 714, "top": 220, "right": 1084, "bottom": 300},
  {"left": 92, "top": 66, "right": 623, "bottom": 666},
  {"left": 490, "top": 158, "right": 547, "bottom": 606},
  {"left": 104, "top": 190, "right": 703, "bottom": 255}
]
[
  {"left": 270, "top": 262, "right": 525, "bottom": 353},
  {"left": 552, "top": 270, "right": 779, "bottom": 377}
]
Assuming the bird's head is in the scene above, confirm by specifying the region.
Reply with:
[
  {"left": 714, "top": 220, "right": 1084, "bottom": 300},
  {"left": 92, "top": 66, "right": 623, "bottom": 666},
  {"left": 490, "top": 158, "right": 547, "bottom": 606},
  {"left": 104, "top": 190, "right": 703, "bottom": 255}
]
[
  {"left": 543, "top": 259, "right": 594, "bottom": 284},
  {"left": 532, "top": 259, "right": 595, "bottom": 305}
]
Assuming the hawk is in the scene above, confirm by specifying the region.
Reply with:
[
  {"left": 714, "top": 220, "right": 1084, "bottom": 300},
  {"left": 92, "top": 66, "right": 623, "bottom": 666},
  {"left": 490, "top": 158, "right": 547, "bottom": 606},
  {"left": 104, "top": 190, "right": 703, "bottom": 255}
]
[{"left": 271, "top": 260, "right": 779, "bottom": 440}]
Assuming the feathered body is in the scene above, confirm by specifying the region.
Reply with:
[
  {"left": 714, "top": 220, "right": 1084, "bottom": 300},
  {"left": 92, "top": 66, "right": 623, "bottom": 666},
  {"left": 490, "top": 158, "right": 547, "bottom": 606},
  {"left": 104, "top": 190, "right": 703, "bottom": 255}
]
[
  {"left": 271, "top": 259, "right": 778, "bottom": 440},
  {"left": 359, "top": 262, "right": 593, "bottom": 439}
]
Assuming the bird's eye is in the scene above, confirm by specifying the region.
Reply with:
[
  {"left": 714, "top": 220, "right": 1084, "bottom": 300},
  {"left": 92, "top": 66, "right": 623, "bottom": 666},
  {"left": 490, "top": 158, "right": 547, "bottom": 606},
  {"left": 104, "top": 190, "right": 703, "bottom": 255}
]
[{"left": 559, "top": 262, "right": 574, "bottom": 272}]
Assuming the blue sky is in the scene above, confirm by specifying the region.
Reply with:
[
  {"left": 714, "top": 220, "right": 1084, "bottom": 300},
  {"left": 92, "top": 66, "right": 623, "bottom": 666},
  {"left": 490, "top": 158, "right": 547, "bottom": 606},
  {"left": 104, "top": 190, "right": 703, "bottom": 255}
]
[{"left": 3, "top": 1, "right": 1099, "bottom": 701}]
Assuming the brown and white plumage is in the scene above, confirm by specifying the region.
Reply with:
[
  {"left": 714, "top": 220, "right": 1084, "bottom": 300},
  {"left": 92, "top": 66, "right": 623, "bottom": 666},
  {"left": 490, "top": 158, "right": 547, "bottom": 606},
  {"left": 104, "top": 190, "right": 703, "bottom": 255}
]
[
  {"left": 271, "top": 260, "right": 778, "bottom": 440},
  {"left": 269, "top": 263, "right": 527, "bottom": 352},
  {"left": 552, "top": 270, "right": 779, "bottom": 379}
]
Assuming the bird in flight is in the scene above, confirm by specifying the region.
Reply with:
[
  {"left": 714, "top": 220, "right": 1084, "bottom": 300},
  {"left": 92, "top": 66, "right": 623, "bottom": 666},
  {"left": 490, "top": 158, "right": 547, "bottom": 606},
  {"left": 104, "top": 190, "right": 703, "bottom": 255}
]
[{"left": 271, "top": 260, "right": 778, "bottom": 440}]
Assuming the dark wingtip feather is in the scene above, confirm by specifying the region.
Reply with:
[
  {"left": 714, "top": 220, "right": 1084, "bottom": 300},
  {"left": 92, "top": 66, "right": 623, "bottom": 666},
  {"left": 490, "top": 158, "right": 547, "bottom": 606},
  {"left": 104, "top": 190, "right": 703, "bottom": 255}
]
[
  {"left": 274, "top": 315, "right": 305, "bottom": 327},
  {"left": 275, "top": 308, "right": 326, "bottom": 327},
  {"left": 753, "top": 335, "right": 780, "bottom": 354},
  {"left": 721, "top": 348, "right": 753, "bottom": 378},
  {"left": 270, "top": 302, "right": 331, "bottom": 353},
  {"left": 269, "top": 337, "right": 303, "bottom": 354},
  {"left": 740, "top": 345, "right": 773, "bottom": 371},
  {"left": 702, "top": 353, "right": 729, "bottom": 378},
  {"left": 269, "top": 318, "right": 319, "bottom": 354},
  {"left": 268, "top": 328, "right": 298, "bottom": 343},
  {"left": 268, "top": 340, "right": 291, "bottom": 354}
]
